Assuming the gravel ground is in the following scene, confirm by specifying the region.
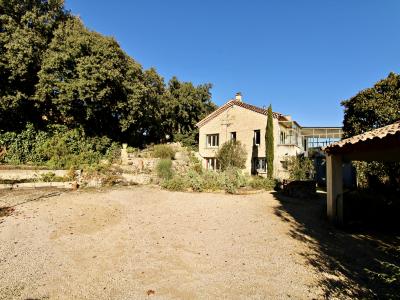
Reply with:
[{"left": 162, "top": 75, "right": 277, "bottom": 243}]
[{"left": 0, "top": 186, "right": 327, "bottom": 299}]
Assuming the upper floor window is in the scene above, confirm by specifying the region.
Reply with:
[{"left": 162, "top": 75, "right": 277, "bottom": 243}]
[
  {"left": 206, "top": 134, "right": 219, "bottom": 148},
  {"left": 230, "top": 132, "right": 236, "bottom": 141},
  {"left": 280, "top": 131, "right": 286, "bottom": 144},
  {"left": 254, "top": 130, "right": 261, "bottom": 146}
]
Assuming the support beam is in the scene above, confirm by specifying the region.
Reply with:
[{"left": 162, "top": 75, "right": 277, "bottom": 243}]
[{"left": 326, "top": 154, "right": 343, "bottom": 225}]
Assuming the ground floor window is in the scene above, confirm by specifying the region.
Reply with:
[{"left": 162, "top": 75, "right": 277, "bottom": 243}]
[
  {"left": 252, "top": 157, "right": 266, "bottom": 174},
  {"left": 206, "top": 158, "right": 220, "bottom": 170}
]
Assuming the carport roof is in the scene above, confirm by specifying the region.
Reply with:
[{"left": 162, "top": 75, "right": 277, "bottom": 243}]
[{"left": 324, "top": 121, "right": 400, "bottom": 161}]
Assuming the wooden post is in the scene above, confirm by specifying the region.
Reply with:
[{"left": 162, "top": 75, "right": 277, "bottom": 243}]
[{"left": 326, "top": 154, "right": 343, "bottom": 225}]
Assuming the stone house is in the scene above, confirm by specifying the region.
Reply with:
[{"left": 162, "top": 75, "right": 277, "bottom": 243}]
[
  {"left": 197, "top": 93, "right": 342, "bottom": 179},
  {"left": 196, "top": 93, "right": 306, "bottom": 178}
]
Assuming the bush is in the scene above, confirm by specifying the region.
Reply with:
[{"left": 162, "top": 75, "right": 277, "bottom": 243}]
[
  {"left": 126, "top": 146, "right": 137, "bottom": 154},
  {"left": 286, "top": 155, "right": 315, "bottom": 181},
  {"left": 216, "top": 140, "right": 247, "bottom": 171},
  {"left": 161, "top": 175, "right": 187, "bottom": 191},
  {"left": 40, "top": 172, "right": 66, "bottom": 182},
  {"left": 0, "top": 124, "right": 120, "bottom": 169},
  {"left": 156, "top": 159, "right": 174, "bottom": 180},
  {"left": 82, "top": 164, "right": 123, "bottom": 186},
  {"left": 153, "top": 144, "right": 176, "bottom": 159},
  {"left": 202, "top": 170, "right": 225, "bottom": 191},
  {"left": 249, "top": 176, "right": 275, "bottom": 190},
  {"left": 223, "top": 167, "right": 248, "bottom": 193}
]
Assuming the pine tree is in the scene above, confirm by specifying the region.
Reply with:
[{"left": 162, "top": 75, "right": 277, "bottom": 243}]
[{"left": 265, "top": 105, "right": 274, "bottom": 179}]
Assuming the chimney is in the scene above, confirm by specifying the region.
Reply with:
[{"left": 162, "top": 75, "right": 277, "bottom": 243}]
[{"left": 235, "top": 92, "right": 242, "bottom": 102}]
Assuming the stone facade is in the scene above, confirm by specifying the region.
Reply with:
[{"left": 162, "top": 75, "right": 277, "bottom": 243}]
[{"left": 197, "top": 99, "right": 304, "bottom": 179}]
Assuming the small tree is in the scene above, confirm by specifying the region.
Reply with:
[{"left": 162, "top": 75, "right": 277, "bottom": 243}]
[
  {"left": 216, "top": 140, "right": 247, "bottom": 171},
  {"left": 265, "top": 105, "right": 274, "bottom": 179},
  {"left": 286, "top": 156, "right": 315, "bottom": 181}
]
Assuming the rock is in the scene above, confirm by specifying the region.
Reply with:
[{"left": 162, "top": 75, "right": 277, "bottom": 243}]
[{"left": 282, "top": 180, "right": 316, "bottom": 198}]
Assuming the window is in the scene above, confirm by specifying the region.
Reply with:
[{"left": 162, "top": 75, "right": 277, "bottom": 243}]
[
  {"left": 206, "top": 134, "right": 219, "bottom": 148},
  {"left": 254, "top": 130, "right": 261, "bottom": 146},
  {"left": 252, "top": 157, "right": 266, "bottom": 174},
  {"left": 230, "top": 132, "right": 236, "bottom": 141},
  {"left": 206, "top": 158, "right": 219, "bottom": 170},
  {"left": 280, "top": 131, "right": 286, "bottom": 144}
]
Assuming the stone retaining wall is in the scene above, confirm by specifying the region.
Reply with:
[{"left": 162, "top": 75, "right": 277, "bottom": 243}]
[
  {"left": 0, "top": 169, "right": 69, "bottom": 180},
  {"left": 0, "top": 181, "right": 75, "bottom": 190}
]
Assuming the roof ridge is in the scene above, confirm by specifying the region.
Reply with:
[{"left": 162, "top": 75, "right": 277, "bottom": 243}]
[{"left": 196, "top": 100, "right": 284, "bottom": 128}]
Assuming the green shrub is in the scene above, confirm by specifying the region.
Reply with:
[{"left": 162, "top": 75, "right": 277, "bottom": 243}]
[
  {"left": 286, "top": 156, "right": 315, "bottom": 181},
  {"left": 188, "top": 152, "right": 203, "bottom": 174},
  {"left": 0, "top": 124, "right": 119, "bottom": 169},
  {"left": 223, "top": 167, "right": 248, "bottom": 194},
  {"left": 126, "top": 146, "right": 137, "bottom": 154},
  {"left": 249, "top": 176, "right": 275, "bottom": 190},
  {"left": 202, "top": 170, "right": 224, "bottom": 191},
  {"left": 156, "top": 159, "right": 174, "bottom": 180},
  {"left": 40, "top": 172, "right": 56, "bottom": 182},
  {"left": 186, "top": 170, "right": 204, "bottom": 192},
  {"left": 161, "top": 176, "right": 187, "bottom": 191},
  {"left": 82, "top": 164, "right": 123, "bottom": 186},
  {"left": 216, "top": 140, "right": 247, "bottom": 171},
  {"left": 153, "top": 144, "right": 176, "bottom": 159}
]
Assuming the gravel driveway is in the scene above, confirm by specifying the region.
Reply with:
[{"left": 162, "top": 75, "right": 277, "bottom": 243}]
[{"left": 0, "top": 186, "right": 326, "bottom": 299}]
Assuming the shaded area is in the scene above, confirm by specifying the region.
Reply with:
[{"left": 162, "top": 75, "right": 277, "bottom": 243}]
[
  {"left": 0, "top": 206, "right": 14, "bottom": 218},
  {"left": 272, "top": 192, "right": 400, "bottom": 299}
]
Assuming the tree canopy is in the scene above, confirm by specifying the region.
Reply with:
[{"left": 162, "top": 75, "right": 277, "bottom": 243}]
[
  {"left": 0, "top": 0, "right": 216, "bottom": 147},
  {"left": 341, "top": 72, "right": 400, "bottom": 187},
  {"left": 342, "top": 72, "right": 400, "bottom": 137}
]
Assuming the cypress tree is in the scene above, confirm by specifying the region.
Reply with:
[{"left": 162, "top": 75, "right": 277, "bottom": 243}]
[{"left": 266, "top": 105, "right": 274, "bottom": 179}]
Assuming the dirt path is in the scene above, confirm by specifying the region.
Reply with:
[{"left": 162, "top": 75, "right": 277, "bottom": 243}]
[{"left": 0, "top": 187, "right": 326, "bottom": 299}]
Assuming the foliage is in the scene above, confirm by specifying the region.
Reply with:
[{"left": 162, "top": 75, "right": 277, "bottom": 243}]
[
  {"left": 0, "top": 1, "right": 215, "bottom": 150},
  {"left": 265, "top": 104, "right": 274, "bottom": 179},
  {"left": 341, "top": 72, "right": 400, "bottom": 188},
  {"left": 0, "top": 124, "right": 120, "bottom": 168},
  {"left": 249, "top": 176, "right": 276, "bottom": 190},
  {"left": 161, "top": 175, "right": 187, "bottom": 191},
  {"left": 343, "top": 188, "right": 400, "bottom": 298},
  {"left": 82, "top": 164, "right": 123, "bottom": 186},
  {"left": 188, "top": 154, "right": 203, "bottom": 175},
  {"left": 156, "top": 159, "right": 174, "bottom": 180},
  {"left": 223, "top": 167, "right": 248, "bottom": 193},
  {"left": 216, "top": 140, "right": 247, "bottom": 171},
  {"left": 286, "top": 156, "right": 315, "bottom": 181},
  {"left": 153, "top": 144, "right": 176, "bottom": 159},
  {"left": 40, "top": 172, "right": 67, "bottom": 182},
  {"left": 0, "top": 0, "right": 68, "bottom": 131},
  {"left": 126, "top": 146, "right": 137, "bottom": 154},
  {"left": 365, "top": 261, "right": 400, "bottom": 299},
  {"left": 161, "top": 166, "right": 249, "bottom": 194},
  {"left": 161, "top": 77, "right": 216, "bottom": 142},
  {"left": 173, "top": 130, "right": 199, "bottom": 149}
]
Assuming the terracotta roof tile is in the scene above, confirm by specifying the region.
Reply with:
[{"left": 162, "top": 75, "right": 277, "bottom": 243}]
[
  {"left": 196, "top": 100, "right": 284, "bottom": 128},
  {"left": 324, "top": 121, "right": 400, "bottom": 153}
]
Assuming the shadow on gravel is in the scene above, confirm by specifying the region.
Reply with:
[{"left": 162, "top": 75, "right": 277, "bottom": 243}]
[
  {"left": 272, "top": 192, "right": 400, "bottom": 299},
  {"left": 0, "top": 206, "right": 14, "bottom": 218}
]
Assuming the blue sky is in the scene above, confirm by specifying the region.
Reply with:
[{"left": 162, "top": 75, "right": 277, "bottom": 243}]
[{"left": 65, "top": 0, "right": 400, "bottom": 126}]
